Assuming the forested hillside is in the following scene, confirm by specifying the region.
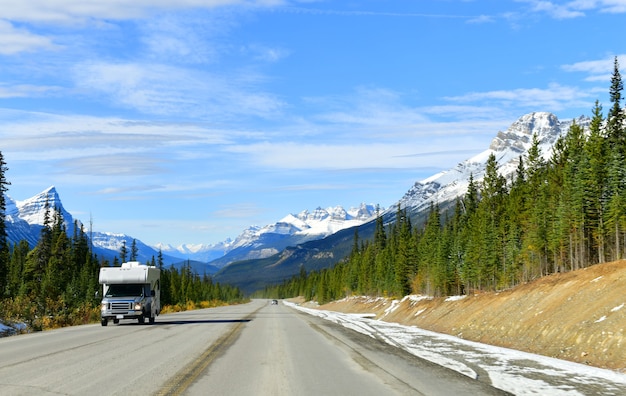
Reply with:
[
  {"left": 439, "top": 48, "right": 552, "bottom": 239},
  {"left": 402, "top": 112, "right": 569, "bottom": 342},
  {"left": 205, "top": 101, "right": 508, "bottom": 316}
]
[
  {"left": 261, "top": 57, "right": 626, "bottom": 304},
  {"left": 0, "top": 159, "right": 244, "bottom": 332}
]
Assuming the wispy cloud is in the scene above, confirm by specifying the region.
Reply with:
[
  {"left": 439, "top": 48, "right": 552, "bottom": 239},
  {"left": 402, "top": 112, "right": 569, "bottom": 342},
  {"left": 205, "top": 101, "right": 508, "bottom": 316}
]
[
  {"left": 444, "top": 83, "right": 594, "bottom": 111},
  {"left": 0, "top": 83, "right": 60, "bottom": 98},
  {"left": 72, "top": 61, "right": 285, "bottom": 119},
  {"left": 226, "top": 140, "right": 486, "bottom": 171},
  {"left": 280, "top": 7, "right": 479, "bottom": 18},
  {"left": 0, "top": 20, "right": 59, "bottom": 54},
  {"left": 562, "top": 54, "right": 626, "bottom": 82},
  {"left": 0, "top": 0, "right": 286, "bottom": 24},
  {"left": 518, "top": 0, "right": 626, "bottom": 19}
]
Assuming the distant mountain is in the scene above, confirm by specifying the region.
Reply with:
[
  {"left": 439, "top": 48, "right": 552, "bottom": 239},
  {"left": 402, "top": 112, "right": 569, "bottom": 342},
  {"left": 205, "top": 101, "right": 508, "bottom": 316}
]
[
  {"left": 5, "top": 186, "right": 76, "bottom": 247},
  {"left": 3, "top": 187, "right": 378, "bottom": 276},
  {"left": 215, "top": 112, "right": 591, "bottom": 293},
  {"left": 3, "top": 186, "right": 186, "bottom": 268},
  {"left": 206, "top": 204, "right": 379, "bottom": 268}
]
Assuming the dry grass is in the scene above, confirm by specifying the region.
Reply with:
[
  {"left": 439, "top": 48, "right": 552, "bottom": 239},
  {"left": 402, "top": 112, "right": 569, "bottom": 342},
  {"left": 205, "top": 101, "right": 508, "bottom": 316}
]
[{"left": 319, "top": 260, "right": 626, "bottom": 371}]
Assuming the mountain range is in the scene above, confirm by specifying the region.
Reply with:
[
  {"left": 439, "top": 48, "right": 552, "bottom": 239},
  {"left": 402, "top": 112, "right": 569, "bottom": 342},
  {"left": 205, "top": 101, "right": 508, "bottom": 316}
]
[
  {"left": 3, "top": 112, "right": 589, "bottom": 292},
  {"left": 3, "top": 185, "right": 379, "bottom": 273}
]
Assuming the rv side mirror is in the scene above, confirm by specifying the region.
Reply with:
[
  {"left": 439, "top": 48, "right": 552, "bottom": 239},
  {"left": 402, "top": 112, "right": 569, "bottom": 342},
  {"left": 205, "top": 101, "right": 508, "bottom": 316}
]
[
  {"left": 95, "top": 291, "right": 100, "bottom": 299},
  {"left": 151, "top": 290, "right": 155, "bottom": 297}
]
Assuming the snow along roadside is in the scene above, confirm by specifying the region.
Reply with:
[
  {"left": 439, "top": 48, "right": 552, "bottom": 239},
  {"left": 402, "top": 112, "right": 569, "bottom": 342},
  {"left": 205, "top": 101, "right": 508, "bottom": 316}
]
[{"left": 285, "top": 301, "right": 626, "bottom": 396}]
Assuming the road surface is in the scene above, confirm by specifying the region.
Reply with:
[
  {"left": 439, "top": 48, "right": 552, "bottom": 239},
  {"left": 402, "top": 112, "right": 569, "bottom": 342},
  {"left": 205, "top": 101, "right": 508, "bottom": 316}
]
[{"left": 0, "top": 299, "right": 508, "bottom": 395}]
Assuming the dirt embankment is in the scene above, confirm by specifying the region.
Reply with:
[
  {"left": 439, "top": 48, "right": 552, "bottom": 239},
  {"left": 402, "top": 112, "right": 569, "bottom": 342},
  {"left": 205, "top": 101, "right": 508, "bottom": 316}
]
[{"left": 318, "top": 260, "right": 626, "bottom": 371}]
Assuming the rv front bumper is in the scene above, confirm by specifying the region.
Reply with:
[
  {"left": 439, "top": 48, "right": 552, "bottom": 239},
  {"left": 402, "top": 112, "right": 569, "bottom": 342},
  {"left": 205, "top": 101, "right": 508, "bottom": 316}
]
[{"left": 101, "top": 301, "right": 144, "bottom": 319}]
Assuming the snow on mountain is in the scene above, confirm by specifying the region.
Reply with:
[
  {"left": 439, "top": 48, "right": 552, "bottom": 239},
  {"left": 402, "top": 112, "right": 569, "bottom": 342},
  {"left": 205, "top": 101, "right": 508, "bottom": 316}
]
[
  {"left": 3, "top": 187, "right": 184, "bottom": 266},
  {"left": 11, "top": 186, "right": 74, "bottom": 229},
  {"left": 392, "top": 112, "right": 590, "bottom": 215},
  {"left": 205, "top": 203, "right": 379, "bottom": 268},
  {"left": 156, "top": 240, "right": 232, "bottom": 263},
  {"left": 230, "top": 203, "right": 378, "bottom": 250},
  {"left": 4, "top": 186, "right": 77, "bottom": 247},
  {"left": 150, "top": 204, "right": 379, "bottom": 266},
  {"left": 3, "top": 185, "right": 377, "bottom": 268}
]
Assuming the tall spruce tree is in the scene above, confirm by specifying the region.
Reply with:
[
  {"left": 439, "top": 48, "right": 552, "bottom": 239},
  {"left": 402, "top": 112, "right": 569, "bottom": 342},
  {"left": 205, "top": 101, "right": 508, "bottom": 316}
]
[
  {"left": 608, "top": 56, "right": 624, "bottom": 152},
  {"left": 0, "top": 151, "right": 10, "bottom": 295}
]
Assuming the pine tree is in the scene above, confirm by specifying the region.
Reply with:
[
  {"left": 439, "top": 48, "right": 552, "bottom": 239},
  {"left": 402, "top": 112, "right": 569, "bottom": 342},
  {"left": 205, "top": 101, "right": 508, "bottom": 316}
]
[
  {"left": 130, "top": 239, "right": 138, "bottom": 261},
  {"left": 0, "top": 151, "right": 10, "bottom": 296},
  {"left": 607, "top": 56, "right": 625, "bottom": 153},
  {"left": 119, "top": 240, "right": 128, "bottom": 264}
]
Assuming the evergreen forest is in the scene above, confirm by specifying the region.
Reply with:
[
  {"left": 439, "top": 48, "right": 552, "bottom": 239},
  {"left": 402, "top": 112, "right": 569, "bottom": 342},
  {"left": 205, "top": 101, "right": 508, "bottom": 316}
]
[
  {"left": 259, "top": 57, "right": 626, "bottom": 304},
  {"left": 0, "top": 160, "right": 244, "bottom": 331}
]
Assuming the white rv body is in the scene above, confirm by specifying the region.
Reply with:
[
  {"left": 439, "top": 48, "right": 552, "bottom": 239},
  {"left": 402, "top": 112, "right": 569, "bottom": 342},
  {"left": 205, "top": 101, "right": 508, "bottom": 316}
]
[{"left": 98, "top": 262, "right": 161, "bottom": 326}]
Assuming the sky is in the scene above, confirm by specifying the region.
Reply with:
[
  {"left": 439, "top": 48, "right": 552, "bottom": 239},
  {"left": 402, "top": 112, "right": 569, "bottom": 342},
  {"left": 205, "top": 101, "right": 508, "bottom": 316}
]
[{"left": 1, "top": 0, "right": 625, "bottom": 247}]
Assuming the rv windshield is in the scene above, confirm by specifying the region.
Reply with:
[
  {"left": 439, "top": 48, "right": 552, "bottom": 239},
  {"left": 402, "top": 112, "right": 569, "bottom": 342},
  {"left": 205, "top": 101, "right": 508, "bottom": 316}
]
[{"left": 105, "top": 284, "right": 144, "bottom": 297}]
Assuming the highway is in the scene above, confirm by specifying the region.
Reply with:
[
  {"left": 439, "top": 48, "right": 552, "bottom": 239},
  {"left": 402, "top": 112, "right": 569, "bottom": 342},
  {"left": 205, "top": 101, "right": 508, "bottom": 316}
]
[{"left": 0, "top": 300, "right": 508, "bottom": 395}]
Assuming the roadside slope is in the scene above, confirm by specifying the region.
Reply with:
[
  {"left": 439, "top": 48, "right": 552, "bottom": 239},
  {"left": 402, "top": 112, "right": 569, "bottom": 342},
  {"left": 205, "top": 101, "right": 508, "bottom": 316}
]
[{"left": 319, "top": 260, "right": 626, "bottom": 371}]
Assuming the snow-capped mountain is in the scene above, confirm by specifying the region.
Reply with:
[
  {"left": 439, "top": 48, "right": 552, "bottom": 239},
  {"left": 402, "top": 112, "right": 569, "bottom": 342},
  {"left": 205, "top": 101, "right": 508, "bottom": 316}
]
[
  {"left": 391, "top": 112, "right": 590, "bottom": 216},
  {"left": 230, "top": 204, "right": 377, "bottom": 250},
  {"left": 156, "top": 240, "right": 232, "bottom": 264},
  {"left": 171, "top": 204, "right": 379, "bottom": 267},
  {"left": 5, "top": 186, "right": 76, "bottom": 247},
  {"left": 3, "top": 185, "right": 378, "bottom": 269},
  {"left": 3, "top": 186, "right": 185, "bottom": 266}
]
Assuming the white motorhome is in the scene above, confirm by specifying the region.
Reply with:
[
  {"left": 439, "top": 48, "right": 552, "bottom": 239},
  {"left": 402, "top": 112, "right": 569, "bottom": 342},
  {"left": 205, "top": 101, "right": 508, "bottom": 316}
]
[{"left": 99, "top": 262, "right": 160, "bottom": 326}]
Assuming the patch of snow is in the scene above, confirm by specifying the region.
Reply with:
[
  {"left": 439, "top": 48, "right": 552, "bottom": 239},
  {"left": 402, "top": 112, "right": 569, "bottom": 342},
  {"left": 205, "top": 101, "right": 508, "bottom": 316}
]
[
  {"left": 414, "top": 308, "right": 427, "bottom": 317},
  {"left": 595, "top": 316, "right": 607, "bottom": 323},
  {"left": 611, "top": 304, "right": 624, "bottom": 312},
  {"left": 591, "top": 276, "right": 603, "bottom": 283},
  {"left": 383, "top": 300, "right": 401, "bottom": 317},
  {"left": 406, "top": 295, "right": 433, "bottom": 303},
  {"left": 445, "top": 295, "right": 467, "bottom": 302}
]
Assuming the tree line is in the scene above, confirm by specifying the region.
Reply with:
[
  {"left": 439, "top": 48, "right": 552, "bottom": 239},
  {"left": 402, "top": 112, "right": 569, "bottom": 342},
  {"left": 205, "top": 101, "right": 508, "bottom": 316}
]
[
  {"left": 0, "top": 158, "right": 244, "bottom": 331},
  {"left": 260, "top": 57, "right": 626, "bottom": 304}
]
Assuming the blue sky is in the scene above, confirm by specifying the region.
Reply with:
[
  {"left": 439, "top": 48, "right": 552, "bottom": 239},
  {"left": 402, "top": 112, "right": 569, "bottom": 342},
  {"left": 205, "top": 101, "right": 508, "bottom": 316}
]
[{"left": 1, "top": 0, "right": 625, "bottom": 247}]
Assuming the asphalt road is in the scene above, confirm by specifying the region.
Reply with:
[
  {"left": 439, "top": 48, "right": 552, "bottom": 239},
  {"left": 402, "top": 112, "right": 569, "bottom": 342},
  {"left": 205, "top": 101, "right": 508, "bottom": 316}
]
[{"left": 0, "top": 300, "right": 509, "bottom": 395}]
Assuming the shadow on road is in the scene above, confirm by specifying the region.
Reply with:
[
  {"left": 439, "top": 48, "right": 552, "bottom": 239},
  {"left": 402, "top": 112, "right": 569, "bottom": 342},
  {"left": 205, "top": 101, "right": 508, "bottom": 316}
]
[
  {"left": 117, "top": 319, "right": 251, "bottom": 326},
  {"left": 157, "top": 319, "right": 251, "bottom": 325}
]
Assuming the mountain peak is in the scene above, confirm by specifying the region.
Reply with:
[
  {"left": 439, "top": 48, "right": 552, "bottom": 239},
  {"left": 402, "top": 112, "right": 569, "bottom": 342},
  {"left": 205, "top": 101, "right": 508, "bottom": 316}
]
[
  {"left": 489, "top": 112, "right": 560, "bottom": 153},
  {"left": 16, "top": 186, "right": 68, "bottom": 226},
  {"left": 395, "top": 112, "right": 591, "bottom": 215}
]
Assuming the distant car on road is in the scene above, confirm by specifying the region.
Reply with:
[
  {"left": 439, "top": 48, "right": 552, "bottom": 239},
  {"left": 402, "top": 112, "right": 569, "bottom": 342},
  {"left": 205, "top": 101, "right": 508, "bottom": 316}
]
[{"left": 271, "top": 299, "right": 278, "bottom": 305}]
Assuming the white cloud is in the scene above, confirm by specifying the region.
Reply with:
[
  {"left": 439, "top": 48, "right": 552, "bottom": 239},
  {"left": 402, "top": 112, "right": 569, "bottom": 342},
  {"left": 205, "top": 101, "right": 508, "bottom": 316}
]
[
  {"left": 0, "top": 0, "right": 286, "bottom": 24},
  {"left": 524, "top": 0, "right": 586, "bottom": 18},
  {"left": 72, "top": 61, "right": 285, "bottom": 119},
  {"left": 444, "top": 83, "right": 593, "bottom": 111},
  {"left": 520, "top": 0, "right": 626, "bottom": 18},
  {"left": 0, "top": 20, "right": 58, "bottom": 54},
  {"left": 226, "top": 140, "right": 485, "bottom": 171},
  {"left": 562, "top": 54, "right": 626, "bottom": 82},
  {"left": 0, "top": 83, "right": 60, "bottom": 98}
]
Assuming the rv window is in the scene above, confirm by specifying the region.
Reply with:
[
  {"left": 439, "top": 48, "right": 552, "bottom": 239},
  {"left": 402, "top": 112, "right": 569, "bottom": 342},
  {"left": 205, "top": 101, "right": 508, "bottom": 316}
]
[{"left": 105, "top": 284, "right": 144, "bottom": 297}]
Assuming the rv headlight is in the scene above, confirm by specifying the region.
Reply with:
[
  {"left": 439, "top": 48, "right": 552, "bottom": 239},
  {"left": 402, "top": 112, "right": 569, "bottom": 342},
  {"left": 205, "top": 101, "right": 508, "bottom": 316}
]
[
  {"left": 101, "top": 303, "right": 107, "bottom": 311},
  {"left": 134, "top": 302, "right": 143, "bottom": 310}
]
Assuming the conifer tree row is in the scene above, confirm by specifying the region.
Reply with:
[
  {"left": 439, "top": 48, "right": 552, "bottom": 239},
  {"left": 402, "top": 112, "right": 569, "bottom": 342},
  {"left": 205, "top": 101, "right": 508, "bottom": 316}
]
[{"left": 260, "top": 57, "right": 626, "bottom": 303}]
